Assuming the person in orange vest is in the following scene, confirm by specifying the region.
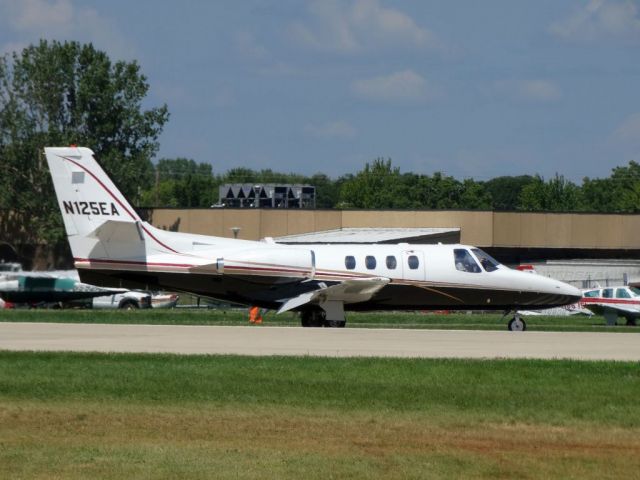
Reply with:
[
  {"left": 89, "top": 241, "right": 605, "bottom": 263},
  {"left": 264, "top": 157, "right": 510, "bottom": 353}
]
[{"left": 248, "top": 305, "right": 263, "bottom": 324}]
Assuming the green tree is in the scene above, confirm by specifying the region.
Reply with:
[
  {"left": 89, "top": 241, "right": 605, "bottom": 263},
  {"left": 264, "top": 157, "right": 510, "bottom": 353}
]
[
  {"left": 0, "top": 40, "right": 168, "bottom": 252},
  {"left": 581, "top": 177, "right": 617, "bottom": 212},
  {"left": 310, "top": 173, "right": 340, "bottom": 208},
  {"left": 518, "top": 174, "right": 582, "bottom": 211},
  {"left": 413, "top": 172, "right": 463, "bottom": 209},
  {"left": 459, "top": 179, "right": 493, "bottom": 210},
  {"left": 483, "top": 175, "right": 536, "bottom": 210},
  {"left": 339, "top": 158, "right": 411, "bottom": 208},
  {"left": 141, "top": 158, "right": 217, "bottom": 207},
  {"left": 608, "top": 161, "right": 640, "bottom": 212}
]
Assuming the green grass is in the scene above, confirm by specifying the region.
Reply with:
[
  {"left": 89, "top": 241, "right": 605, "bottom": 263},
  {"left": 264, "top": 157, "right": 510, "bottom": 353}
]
[
  {"left": 0, "top": 352, "right": 639, "bottom": 479},
  {"left": 0, "top": 351, "right": 638, "bottom": 426},
  {"left": 1, "top": 308, "right": 636, "bottom": 332}
]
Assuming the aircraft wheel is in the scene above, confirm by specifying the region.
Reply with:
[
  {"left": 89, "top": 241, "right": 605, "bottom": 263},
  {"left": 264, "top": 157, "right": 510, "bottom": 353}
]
[
  {"left": 300, "top": 310, "right": 325, "bottom": 327},
  {"left": 324, "top": 320, "right": 346, "bottom": 328},
  {"left": 625, "top": 316, "right": 637, "bottom": 327},
  {"left": 508, "top": 317, "right": 526, "bottom": 331}
]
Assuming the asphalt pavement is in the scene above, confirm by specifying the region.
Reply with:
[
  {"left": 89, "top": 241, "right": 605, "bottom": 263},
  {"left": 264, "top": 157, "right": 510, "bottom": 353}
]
[{"left": 1, "top": 322, "right": 639, "bottom": 360}]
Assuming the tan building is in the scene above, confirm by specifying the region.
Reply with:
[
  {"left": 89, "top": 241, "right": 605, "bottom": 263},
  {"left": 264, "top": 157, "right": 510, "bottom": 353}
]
[{"left": 147, "top": 208, "right": 640, "bottom": 263}]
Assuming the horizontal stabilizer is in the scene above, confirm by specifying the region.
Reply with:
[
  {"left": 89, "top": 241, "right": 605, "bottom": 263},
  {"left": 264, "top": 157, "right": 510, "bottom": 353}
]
[{"left": 277, "top": 277, "right": 390, "bottom": 314}]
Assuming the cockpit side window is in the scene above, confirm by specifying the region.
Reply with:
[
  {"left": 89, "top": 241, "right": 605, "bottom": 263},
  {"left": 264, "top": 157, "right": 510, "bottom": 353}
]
[
  {"left": 583, "top": 290, "right": 600, "bottom": 298},
  {"left": 471, "top": 248, "right": 499, "bottom": 272},
  {"left": 454, "top": 249, "right": 481, "bottom": 273},
  {"left": 616, "top": 288, "right": 631, "bottom": 299}
]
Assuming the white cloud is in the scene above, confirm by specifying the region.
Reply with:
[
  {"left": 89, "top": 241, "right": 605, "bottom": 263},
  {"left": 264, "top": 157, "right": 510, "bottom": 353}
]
[
  {"left": 289, "top": 0, "right": 440, "bottom": 54},
  {"left": 0, "top": 0, "right": 134, "bottom": 60},
  {"left": 550, "top": 0, "right": 640, "bottom": 42},
  {"left": 613, "top": 112, "right": 640, "bottom": 143},
  {"left": 352, "top": 70, "right": 438, "bottom": 104},
  {"left": 494, "top": 79, "right": 562, "bottom": 103},
  {"left": 305, "top": 120, "right": 356, "bottom": 139}
]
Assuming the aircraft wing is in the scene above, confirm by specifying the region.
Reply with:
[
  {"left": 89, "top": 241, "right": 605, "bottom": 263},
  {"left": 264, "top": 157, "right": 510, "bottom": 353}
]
[{"left": 277, "top": 277, "right": 390, "bottom": 314}]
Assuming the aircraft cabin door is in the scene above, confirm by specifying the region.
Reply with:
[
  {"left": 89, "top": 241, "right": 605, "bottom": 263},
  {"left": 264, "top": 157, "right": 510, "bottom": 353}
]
[{"left": 401, "top": 250, "right": 426, "bottom": 282}]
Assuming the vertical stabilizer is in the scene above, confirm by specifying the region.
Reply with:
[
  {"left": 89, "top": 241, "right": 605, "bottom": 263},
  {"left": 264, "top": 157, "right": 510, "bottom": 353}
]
[{"left": 45, "top": 146, "right": 143, "bottom": 260}]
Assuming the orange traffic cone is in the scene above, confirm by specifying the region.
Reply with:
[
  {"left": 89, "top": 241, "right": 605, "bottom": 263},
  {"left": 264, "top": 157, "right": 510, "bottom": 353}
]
[{"left": 249, "top": 306, "right": 262, "bottom": 324}]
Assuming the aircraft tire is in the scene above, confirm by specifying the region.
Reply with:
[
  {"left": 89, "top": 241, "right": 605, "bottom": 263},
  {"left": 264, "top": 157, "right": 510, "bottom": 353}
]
[
  {"left": 508, "top": 317, "right": 526, "bottom": 331},
  {"left": 324, "top": 320, "right": 346, "bottom": 328},
  {"left": 300, "top": 310, "right": 325, "bottom": 327},
  {"left": 625, "top": 316, "right": 637, "bottom": 327}
]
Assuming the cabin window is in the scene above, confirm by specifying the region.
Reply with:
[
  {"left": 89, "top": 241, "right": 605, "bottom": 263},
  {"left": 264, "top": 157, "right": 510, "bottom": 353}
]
[
  {"left": 471, "top": 248, "right": 499, "bottom": 272},
  {"left": 345, "top": 256, "right": 356, "bottom": 270},
  {"left": 386, "top": 255, "right": 397, "bottom": 269},
  {"left": 407, "top": 255, "right": 419, "bottom": 270},
  {"left": 616, "top": 288, "right": 631, "bottom": 299},
  {"left": 602, "top": 288, "right": 614, "bottom": 298},
  {"left": 365, "top": 256, "right": 377, "bottom": 270},
  {"left": 454, "top": 249, "right": 481, "bottom": 273},
  {"left": 583, "top": 290, "right": 600, "bottom": 298},
  {"left": 631, "top": 287, "right": 640, "bottom": 296}
]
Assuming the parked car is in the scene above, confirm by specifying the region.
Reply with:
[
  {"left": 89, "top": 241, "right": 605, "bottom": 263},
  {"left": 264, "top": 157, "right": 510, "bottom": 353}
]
[
  {"left": 91, "top": 291, "right": 152, "bottom": 310},
  {"left": 150, "top": 292, "right": 179, "bottom": 308}
]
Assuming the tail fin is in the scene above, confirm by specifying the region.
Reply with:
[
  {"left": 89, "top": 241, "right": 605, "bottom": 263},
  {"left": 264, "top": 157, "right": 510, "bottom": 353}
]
[{"left": 45, "top": 146, "right": 144, "bottom": 260}]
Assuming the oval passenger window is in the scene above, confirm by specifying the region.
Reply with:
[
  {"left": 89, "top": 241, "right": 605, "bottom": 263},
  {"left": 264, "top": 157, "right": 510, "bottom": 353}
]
[{"left": 345, "top": 256, "right": 356, "bottom": 270}]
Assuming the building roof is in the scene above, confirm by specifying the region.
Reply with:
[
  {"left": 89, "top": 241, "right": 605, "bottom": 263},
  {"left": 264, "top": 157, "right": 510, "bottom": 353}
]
[{"left": 274, "top": 227, "right": 460, "bottom": 244}]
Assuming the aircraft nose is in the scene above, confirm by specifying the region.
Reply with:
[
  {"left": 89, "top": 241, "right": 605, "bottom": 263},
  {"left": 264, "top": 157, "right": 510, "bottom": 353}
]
[
  {"left": 558, "top": 282, "right": 582, "bottom": 302},
  {"left": 511, "top": 270, "right": 582, "bottom": 307},
  {"left": 545, "top": 278, "right": 582, "bottom": 305}
]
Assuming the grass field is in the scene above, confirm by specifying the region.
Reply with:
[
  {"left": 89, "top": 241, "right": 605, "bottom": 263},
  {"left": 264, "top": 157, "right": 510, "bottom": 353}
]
[
  {"left": 1, "top": 351, "right": 639, "bottom": 479},
  {"left": 1, "top": 309, "right": 637, "bottom": 477},
  {"left": 1, "top": 308, "right": 637, "bottom": 332}
]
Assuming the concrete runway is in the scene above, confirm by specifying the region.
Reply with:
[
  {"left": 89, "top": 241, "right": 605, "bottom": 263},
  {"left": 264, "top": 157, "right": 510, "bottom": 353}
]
[{"left": 0, "top": 322, "right": 639, "bottom": 360}]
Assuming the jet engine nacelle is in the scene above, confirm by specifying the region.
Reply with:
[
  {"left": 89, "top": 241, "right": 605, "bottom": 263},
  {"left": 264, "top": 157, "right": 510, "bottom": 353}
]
[{"left": 217, "top": 247, "right": 315, "bottom": 279}]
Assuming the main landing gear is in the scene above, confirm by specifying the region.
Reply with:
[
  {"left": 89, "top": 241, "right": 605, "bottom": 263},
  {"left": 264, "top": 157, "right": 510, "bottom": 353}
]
[
  {"left": 300, "top": 303, "right": 346, "bottom": 328},
  {"left": 505, "top": 312, "right": 527, "bottom": 331}
]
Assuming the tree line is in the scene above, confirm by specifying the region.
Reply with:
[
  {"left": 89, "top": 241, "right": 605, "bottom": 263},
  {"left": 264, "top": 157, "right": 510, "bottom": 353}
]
[{"left": 140, "top": 157, "right": 640, "bottom": 213}]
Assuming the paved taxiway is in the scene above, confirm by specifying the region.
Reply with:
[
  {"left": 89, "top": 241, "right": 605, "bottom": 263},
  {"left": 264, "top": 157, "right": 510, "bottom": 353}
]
[{"left": 0, "top": 322, "right": 639, "bottom": 360}]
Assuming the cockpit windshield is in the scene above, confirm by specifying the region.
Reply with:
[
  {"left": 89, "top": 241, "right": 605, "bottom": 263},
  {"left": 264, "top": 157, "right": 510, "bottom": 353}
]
[
  {"left": 454, "top": 249, "right": 481, "bottom": 273},
  {"left": 472, "top": 248, "right": 500, "bottom": 272}
]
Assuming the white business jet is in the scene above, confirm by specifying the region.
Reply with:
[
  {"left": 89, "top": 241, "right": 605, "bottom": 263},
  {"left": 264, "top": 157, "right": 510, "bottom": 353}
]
[{"left": 44, "top": 147, "right": 581, "bottom": 331}]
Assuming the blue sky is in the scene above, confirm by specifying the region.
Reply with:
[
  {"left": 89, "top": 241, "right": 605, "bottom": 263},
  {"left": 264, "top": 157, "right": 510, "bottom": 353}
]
[{"left": 1, "top": 0, "right": 640, "bottom": 181}]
